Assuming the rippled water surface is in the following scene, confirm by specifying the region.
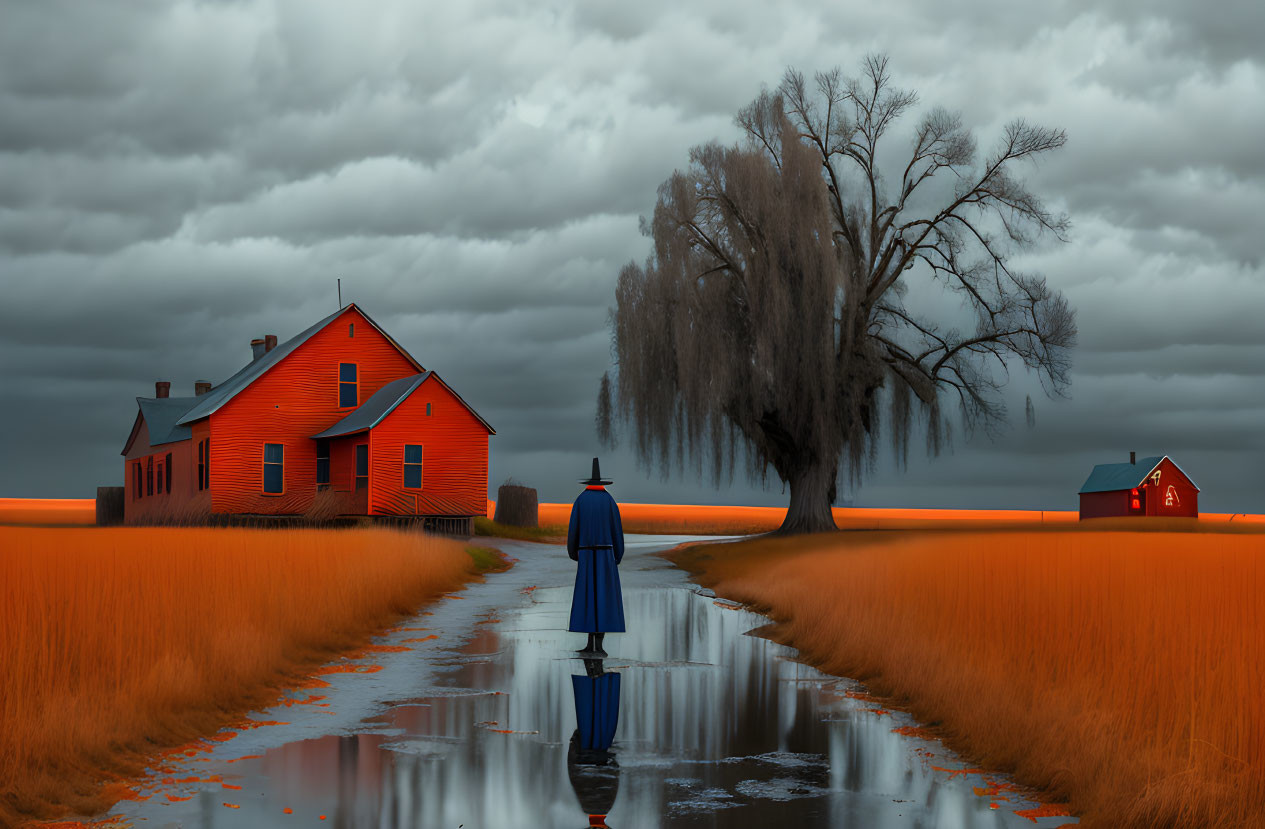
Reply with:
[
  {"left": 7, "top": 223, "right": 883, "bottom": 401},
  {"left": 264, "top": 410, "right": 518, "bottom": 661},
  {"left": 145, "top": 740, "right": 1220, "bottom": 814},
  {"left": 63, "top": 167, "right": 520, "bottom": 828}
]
[{"left": 106, "top": 535, "right": 1075, "bottom": 828}]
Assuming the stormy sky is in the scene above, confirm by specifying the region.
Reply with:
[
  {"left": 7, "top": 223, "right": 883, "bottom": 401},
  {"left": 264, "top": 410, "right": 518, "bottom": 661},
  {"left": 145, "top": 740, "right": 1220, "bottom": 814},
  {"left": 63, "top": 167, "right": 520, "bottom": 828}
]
[{"left": 2, "top": 0, "right": 1263, "bottom": 511}]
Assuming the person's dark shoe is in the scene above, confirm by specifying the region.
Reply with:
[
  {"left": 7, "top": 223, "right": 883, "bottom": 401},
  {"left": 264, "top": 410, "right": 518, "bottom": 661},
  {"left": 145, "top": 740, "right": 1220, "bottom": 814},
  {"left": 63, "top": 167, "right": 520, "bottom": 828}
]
[
  {"left": 576, "top": 634, "right": 596, "bottom": 654},
  {"left": 591, "top": 646, "right": 608, "bottom": 657}
]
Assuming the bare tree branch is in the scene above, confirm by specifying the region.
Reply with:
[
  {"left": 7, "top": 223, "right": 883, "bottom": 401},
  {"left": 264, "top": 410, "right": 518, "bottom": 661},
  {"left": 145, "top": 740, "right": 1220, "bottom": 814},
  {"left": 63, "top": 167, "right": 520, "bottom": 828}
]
[{"left": 606, "top": 55, "right": 1075, "bottom": 534}]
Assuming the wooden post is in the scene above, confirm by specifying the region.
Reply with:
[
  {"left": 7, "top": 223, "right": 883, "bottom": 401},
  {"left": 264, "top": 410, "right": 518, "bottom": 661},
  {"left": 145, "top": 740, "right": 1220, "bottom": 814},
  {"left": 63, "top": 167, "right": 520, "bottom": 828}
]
[
  {"left": 493, "top": 483, "right": 538, "bottom": 527},
  {"left": 96, "top": 487, "right": 124, "bottom": 526}
]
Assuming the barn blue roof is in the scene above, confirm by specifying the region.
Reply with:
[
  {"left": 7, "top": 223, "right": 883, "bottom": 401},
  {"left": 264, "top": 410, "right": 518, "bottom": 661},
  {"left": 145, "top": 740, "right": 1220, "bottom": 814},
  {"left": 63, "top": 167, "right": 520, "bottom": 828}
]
[
  {"left": 175, "top": 303, "right": 423, "bottom": 426},
  {"left": 312, "top": 373, "right": 431, "bottom": 439},
  {"left": 137, "top": 396, "right": 198, "bottom": 447},
  {"left": 1078, "top": 456, "right": 1199, "bottom": 494}
]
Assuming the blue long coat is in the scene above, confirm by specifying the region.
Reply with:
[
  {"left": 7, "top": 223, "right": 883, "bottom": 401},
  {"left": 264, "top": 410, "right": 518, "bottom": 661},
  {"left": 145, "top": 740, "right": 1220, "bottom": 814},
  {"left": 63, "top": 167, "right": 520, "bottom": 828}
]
[
  {"left": 567, "top": 487, "right": 626, "bottom": 633},
  {"left": 572, "top": 670, "right": 621, "bottom": 753}
]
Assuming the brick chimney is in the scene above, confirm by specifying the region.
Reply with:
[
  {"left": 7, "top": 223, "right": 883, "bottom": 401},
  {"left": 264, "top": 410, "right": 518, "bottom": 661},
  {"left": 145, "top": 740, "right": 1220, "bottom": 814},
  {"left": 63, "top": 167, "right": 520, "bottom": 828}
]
[
  {"left": 155, "top": 381, "right": 170, "bottom": 399},
  {"left": 1130, "top": 451, "right": 1136, "bottom": 465},
  {"left": 251, "top": 338, "right": 266, "bottom": 360},
  {"left": 264, "top": 334, "right": 278, "bottom": 353},
  {"left": 194, "top": 381, "right": 211, "bottom": 396}
]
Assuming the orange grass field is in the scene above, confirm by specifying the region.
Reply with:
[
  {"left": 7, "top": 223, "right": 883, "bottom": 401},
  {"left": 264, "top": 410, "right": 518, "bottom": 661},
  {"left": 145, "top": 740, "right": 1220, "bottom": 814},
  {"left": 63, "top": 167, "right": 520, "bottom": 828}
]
[
  {"left": 0, "top": 526, "right": 495, "bottom": 827},
  {"left": 5, "top": 497, "right": 1262, "bottom": 535},
  {"left": 0, "top": 498, "right": 95, "bottom": 526},
  {"left": 670, "top": 528, "right": 1265, "bottom": 829},
  {"left": 485, "top": 499, "right": 1265, "bottom": 535}
]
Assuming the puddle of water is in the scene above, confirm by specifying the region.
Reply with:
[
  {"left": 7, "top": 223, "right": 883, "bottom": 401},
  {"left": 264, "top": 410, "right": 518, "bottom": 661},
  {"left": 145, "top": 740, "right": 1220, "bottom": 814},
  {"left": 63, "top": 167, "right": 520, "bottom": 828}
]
[{"left": 102, "top": 537, "right": 1075, "bottom": 828}]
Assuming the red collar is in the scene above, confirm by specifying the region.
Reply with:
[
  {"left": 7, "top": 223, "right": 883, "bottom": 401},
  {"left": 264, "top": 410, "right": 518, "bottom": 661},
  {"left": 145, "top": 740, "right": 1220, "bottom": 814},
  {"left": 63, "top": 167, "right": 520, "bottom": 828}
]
[{"left": 585, "top": 485, "right": 606, "bottom": 491}]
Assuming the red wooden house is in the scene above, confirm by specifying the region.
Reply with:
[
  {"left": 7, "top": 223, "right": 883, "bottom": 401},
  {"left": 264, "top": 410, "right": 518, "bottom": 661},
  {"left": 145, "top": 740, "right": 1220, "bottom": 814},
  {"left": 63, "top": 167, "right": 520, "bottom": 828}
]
[
  {"left": 121, "top": 304, "right": 494, "bottom": 530},
  {"left": 1078, "top": 453, "right": 1199, "bottom": 520}
]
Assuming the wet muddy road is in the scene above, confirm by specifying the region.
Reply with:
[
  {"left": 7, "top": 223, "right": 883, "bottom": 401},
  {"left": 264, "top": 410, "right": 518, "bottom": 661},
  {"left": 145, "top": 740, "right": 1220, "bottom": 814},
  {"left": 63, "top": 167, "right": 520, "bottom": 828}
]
[{"left": 106, "top": 535, "right": 1075, "bottom": 828}]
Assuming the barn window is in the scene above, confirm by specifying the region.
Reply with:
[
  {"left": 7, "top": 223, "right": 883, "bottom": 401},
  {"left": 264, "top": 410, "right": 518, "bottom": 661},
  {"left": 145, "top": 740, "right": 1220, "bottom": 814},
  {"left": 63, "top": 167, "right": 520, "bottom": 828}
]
[
  {"left": 147, "top": 457, "right": 154, "bottom": 496},
  {"left": 403, "top": 444, "right": 423, "bottom": 489},
  {"left": 197, "top": 440, "right": 205, "bottom": 490},
  {"left": 263, "top": 443, "right": 284, "bottom": 494},
  {"left": 156, "top": 460, "right": 164, "bottom": 495},
  {"left": 204, "top": 438, "right": 210, "bottom": 488},
  {"left": 316, "top": 439, "right": 330, "bottom": 489},
  {"left": 165, "top": 452, "right": 172, "bottom": 494},
  {"left": 349, "top": 322, "right": 354, "bottom": 338},
  {"left": 354, "top": 444, "right": 368, "bottom": 491},
  {"left": 339, "top": 363, "right": 358, "bottom": 408},
  {"left": 134, "top": 462, "right": 142, "bottom": 499},
  {"left": 426, "top": 402, "right": 432, "bottom": 416}
]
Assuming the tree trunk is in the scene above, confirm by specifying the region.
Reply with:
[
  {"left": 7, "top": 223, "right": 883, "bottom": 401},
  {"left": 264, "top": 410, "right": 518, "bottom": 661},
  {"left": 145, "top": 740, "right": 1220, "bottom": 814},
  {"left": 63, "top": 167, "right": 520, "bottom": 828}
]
[{"left": 777, "top": 458, "right": 839, "bottom": 535}]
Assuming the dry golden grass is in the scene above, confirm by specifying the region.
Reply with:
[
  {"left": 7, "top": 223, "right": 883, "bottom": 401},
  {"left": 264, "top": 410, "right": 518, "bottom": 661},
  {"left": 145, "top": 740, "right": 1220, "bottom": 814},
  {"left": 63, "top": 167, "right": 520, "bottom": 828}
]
[
  {"left": 0, "top": 498, "right": 95, "bottom": 526},
  {"left": 0, "top": 526, "right": 492, "bottom": 826},
  {"left": 670, "top": 527, "right": 1265, "bottom": 829},
  {"left": 489, "top": 497, "right": 1264, "bottom": 536}
]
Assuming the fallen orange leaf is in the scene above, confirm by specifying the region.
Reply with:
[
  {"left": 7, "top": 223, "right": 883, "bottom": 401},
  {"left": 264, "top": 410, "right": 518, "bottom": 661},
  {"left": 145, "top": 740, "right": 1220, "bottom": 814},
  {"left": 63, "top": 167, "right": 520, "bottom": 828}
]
[{"left": 1015, "top": 804, "right": 1073, "bottom": 822}]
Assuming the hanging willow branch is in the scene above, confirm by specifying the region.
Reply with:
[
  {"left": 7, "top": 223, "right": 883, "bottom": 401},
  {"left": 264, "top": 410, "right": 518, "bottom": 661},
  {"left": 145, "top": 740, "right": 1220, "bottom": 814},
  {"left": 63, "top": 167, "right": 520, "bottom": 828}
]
[{"left": 602, "top": 55, "right": 1076, "bottom": 533}]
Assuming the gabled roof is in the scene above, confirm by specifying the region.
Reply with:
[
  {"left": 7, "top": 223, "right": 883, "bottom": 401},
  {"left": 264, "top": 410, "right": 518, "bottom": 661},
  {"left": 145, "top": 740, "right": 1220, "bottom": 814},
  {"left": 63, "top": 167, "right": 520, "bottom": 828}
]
[
  {"left": 312, "top": 373, "right": 430, "bottom": 438},
  {"left": 311, "top": 371, "right": 495, "bottom": 439},
  {"left": 1078, "top": 456, "right": 1199, "bottom": 494},
  {"left": 121, "top": 396, "right": 199, "bottom": 455},
  {"left": 176, "top": 304, "right": 423, "bottom": 426}
]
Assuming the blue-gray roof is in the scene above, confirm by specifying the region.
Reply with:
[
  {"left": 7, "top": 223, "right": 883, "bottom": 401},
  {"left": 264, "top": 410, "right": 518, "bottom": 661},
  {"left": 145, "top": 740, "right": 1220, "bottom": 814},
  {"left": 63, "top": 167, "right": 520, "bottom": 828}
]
[
  {"left": 1078, "top": 456, "right": 1199, "bottom": 493},
  {"left": 175, "top": 304, "right": 423, "bottom": 426},
  {"left": 123, "top": 396, "right": 199, "bottom": 454},
  {"left": 312, "top": 373, "right": 431, "bottom": 438}
]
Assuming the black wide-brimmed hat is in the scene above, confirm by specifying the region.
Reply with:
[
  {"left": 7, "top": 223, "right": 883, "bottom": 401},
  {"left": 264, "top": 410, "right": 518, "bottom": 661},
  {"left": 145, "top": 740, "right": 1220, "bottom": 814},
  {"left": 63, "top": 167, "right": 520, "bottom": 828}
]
[{"left": 580, "top": 457, "right": 613, "bottom": 486}]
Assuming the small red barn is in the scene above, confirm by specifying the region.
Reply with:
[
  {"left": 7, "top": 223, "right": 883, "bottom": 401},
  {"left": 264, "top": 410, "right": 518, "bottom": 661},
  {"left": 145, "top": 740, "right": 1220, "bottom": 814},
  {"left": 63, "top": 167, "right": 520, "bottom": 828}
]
[
  {"left": 1078, "top": 453, "right": 1199, "bottom": 520},
  {"left": 121, "top": 304, "right": 494, "bottom": 530}
]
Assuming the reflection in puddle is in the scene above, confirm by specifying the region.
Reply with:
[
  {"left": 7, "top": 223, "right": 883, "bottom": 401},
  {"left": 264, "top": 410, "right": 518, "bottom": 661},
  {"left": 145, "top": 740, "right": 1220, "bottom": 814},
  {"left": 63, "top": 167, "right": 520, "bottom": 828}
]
[
  {"left": 568, "top": 658, "right": 620, "bottom": 826},
  {"left": 110, "top": 542, "right": 1074, "bottom": 827}
]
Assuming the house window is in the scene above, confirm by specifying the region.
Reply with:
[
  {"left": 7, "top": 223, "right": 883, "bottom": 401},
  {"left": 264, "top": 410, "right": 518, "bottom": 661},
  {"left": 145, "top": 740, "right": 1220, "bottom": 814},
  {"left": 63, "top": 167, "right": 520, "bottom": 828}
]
[
  {"left": 354, "top": 444, "right": 368, "bottom": 491},
  {"left": 165, "top": 453, "right": 173, "bottom": 494},
  {"left": 263, "top": 443, "right": 284, "bottom": 494},
  {"left": 426, "top": 402, "right": 431, "bottom": 416},
  {"left": 146, "top": 457, "right": 154, "bottom": 496},
  {"left": 198, "top": 437, "right": 211, "bottom": 488},
  {"left": 156, "top": 460, "right": 164, "bottom": 495},
  {"left": 316, "top": 439, "right": 330, "bottom": 489},
  {"left": 339, "top": 363, "right": 358, "bottom": 408},
  {"left": 349, "top": 322, "right": 354, "bottom": 338},
  {"left": 134, "top": 461, "right": 142, "bottom": 499},
  {"left": 403, "top": 444, "right": 423, "bottom": 489}
]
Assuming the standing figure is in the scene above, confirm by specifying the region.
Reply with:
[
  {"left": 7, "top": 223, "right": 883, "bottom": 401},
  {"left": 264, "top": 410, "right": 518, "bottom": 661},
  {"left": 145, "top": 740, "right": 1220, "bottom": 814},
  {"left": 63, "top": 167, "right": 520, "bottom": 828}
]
[{"left": 568, "top": 458, "right": 625, "bottom": 656}]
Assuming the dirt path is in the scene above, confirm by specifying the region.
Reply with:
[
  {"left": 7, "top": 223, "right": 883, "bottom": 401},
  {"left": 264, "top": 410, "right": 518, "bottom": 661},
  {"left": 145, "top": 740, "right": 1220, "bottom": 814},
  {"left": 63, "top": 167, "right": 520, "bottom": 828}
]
[{"left": 90, "top": 534, "right": 1075, "bottom": 827}]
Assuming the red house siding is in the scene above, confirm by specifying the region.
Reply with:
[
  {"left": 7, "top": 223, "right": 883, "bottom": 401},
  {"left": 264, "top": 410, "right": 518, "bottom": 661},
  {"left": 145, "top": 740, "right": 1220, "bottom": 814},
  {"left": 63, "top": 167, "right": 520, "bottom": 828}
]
[
  {"left": 209, "top": 307, "right": 418, "bottom": 515},
  {"left": 1078, "top": 490, "right": 1126, "bottom": 520},
  {"left": 1141, "top": 457, "right": 1199, "bottom": 518},
  {"left": 122, "top": 417, "right": 204, "bottom": 525},
  {"left": 368, "top": 377, "right": 489, "bottom": 517}
]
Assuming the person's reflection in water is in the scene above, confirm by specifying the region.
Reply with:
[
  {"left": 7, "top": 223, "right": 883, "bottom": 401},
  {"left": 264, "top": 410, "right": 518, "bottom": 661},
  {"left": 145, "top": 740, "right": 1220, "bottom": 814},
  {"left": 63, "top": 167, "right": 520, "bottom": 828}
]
[{"left": 568, "top": 657, "right": 620, "bottom": 828}]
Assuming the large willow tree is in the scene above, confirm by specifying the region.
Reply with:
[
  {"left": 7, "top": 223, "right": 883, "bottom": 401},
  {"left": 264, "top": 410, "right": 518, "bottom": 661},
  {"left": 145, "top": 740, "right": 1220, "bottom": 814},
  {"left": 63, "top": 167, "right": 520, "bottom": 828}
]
[{"left": 602, "top": 56, "right": 1076, "bottom": 534}]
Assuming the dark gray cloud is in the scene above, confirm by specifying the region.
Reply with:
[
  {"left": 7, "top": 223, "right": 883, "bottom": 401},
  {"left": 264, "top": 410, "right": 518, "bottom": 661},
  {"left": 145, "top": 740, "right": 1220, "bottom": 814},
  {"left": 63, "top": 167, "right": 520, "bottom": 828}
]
[{"left": 1, "top": 0, "right": 1263, "bottom": 514}]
